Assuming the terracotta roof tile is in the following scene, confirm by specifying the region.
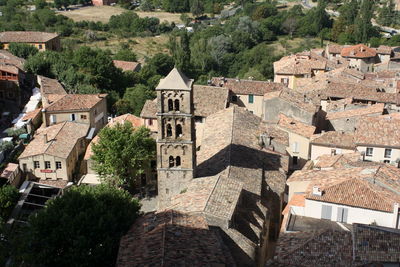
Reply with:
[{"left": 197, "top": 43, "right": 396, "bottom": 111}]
[
  {"left": 22, "top": 108, "right": 41, "bottom": 121},
  {"left": 112, "top": 60, "right": 141, "bottom": 72},
  {"left": 264, "top": 89, "right": 321, "bottom": 113},
  {"left": 0, "top": 31, "right": 59, "bottom": 43},
  {"left": 0, "top": 163, "right": 19, "bottom": 179},
  {"left": 313, "top": 152, "right": 361, "bottom": 169},
  {"left": 193, "top": 85, "right": 229, "bottom": 117},
  {"left": 19, "top": 121, "right": 89, "bottom": 159},
  {"left": 311, "top": 131, "right": 356, "bottom": 149},
  {"left": 355, "top": 113, "right": 400, "bottom": 147},
  {"left": 277, "top": 114, "right": 316, "bottom": 138},
  {"left": 116, "top": 210, "right": 235, "bottom": 267},
  {"left": 341, "top": 44, "right": 377, "bottom": 58},
  {"left": 326, "top": 103, "right": 384, "bottom": 120},
  {"left": 45, "top": 94, "right": 106, "bottom": 112},
  {"left": 211, "top": 77, "right": 286, "bottom": 95},
  {"left": 38, "top": 76, "right": 66, "bottom": 97},
  {"left": 0, "top": 50, "right": 25, "bottom": 69},
  {"left": 327, "top": 44, "right": 344, "bottom": 54},
  {"left": 108, "top": 114, "right": 143, "bottom": 128},
  {"left": 375, "top": 45, "right": 393, "bottom": 55},
  {"left": 140, "top": 99, "right": 157, "bottom": 118}
]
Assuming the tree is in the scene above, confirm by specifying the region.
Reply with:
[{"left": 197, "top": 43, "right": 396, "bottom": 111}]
[
  {"left": 92, "top": 123, "right": 156, "bottom": 188},
  {"left": 378, "top": 0, "right": 396, "bottom": 26},
  {"left": 120, "top": 84, "right": 155, "bottom": 115},
  {"left": 354, "top": 0, "right": 375, "bottom": 43},
  {"left": 252, "top": 2, "right": 278, "bottom": 21},
  {"left": 282, "top": 17, "right": 298, "bottom": 39},
  {"left": 8, "top": 43, "right": 38, "bottom": 59},
  {"left": 0, "top": 185, "right": 19, "bottom": 222},
  {"left": 14, "top": 185, "right": 140, "bottom": 267},
  {"left": 191, "top": 0, "right": 204, "bottom": 18},
  {"left": 114, "top": 48, "right": 138, "bottom": 62}
]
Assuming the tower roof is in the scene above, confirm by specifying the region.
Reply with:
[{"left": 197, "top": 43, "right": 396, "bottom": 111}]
[{"left": 156, "top": 68, "right": 193, "bottom": 90}]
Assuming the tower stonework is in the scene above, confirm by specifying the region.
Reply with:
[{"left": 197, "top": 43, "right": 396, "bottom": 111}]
[{"left": 156, "top": 68, "right": 196, "bottom": 209}]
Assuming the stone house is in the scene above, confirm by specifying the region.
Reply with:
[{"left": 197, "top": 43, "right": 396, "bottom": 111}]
[
  {"left": 340, "top": 44, "right": 378, "bottom": 73},
  {"left": 42, "top": 94, "right": 108, "bottom": 135},
  {"left": 263, "top": 89, "right": 325, "bottom": 129},
  {"left": 273, "top": 53, "right": 328, "bottom": 89},
  {"left": 0, "top": 163, "right": 21, "bottom": 187},
  {"left": 355, "top": 113, "right": 400, "bottom": 166},
  {"left": 375, "top": 45, "right": 394, "bottom": 63},
  {"left": 326, "top": 102, "right": 385, "bottom": 132},
  {"left": 325, "top": 44, "right": 344, "bottom": 60},
  {"left": 210, "top": 77, "right": 285, "bottom": 117},
  {"left": 18, "top": 121, "right": 89, "bottom": 182},
  {"left": 286, "top": 163, "right": 400, "bottom": 229},
  {"left": 310, "top": 131, "right": 356, "bottom": 160},
  {"left": 276, "top": 114, "right": 316, "bottom": 170},
  {"left": 0, "top": 31, "right": 61, "bottom": 51}
]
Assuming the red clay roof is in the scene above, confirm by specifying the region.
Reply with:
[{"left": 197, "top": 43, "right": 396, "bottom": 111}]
[
  {"left": 112, "top": 60, "right": 141, "bottom": 72},
  {"left": 0, "top": 31, "right": 59, "bottom": 43},
  {"left": 45, "top": 94, "right": 107, "bottom": 112},
  {"left": 341, "top": 44, "right": 377, "bottom": 58}
]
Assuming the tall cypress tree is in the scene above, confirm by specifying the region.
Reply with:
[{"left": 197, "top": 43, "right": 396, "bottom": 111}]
[{"left": 354, "top": 0, "right": 374, "bottom": 43}]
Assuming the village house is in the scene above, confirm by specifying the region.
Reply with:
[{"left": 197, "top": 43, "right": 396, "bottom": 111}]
[
  {"left": 269, "top": 222, "right": 400, "bottom": 266},
  {"left": 273, "top": 52, "right": 330, "bottom": 89},
  {"left": 82, "top": 113, "right": 157, "bottom": 187},
  {"left": 355, "top": 113, "right": 400, "bottom": 166},
  {"left": 0, "top": 163, "right": 21, "bottom": 187},
  {"left": 112, "top": 60, "right": 141, "bottom": 72},
  {"left": 340, "top": 44, "right": 378, "bottom": 72},
  {"left": 263, "top": 88, "right": 325, "bottom": 129},
  {"left": 325, "top": 102, "right": 385, "bottom": 132},
  {"left": 275, "top": 114, "right": 316, "bottom": 170},
  {"left": 310, "top": 131, "right": 356, "bottom": 160},
  {"left": 375, "top": 45, "right": 394, "bottom": 63},
  {"left": 210, "top": 77, "right": 285, "bottom": 117},
  {"left": 42, "top": 94, "right": 108, "bottom": 135},
  {"left": 285, "top": 163, "right": 400, "bottom": 229},
  {"left": 0, "top": 31, "right": 61, "bottom": 51},
  {"left": 325, "top": 44, "right": 344, "bottom": 60},
  {"left": 18, "top": 121, "right": 90, "bottom": 183}
]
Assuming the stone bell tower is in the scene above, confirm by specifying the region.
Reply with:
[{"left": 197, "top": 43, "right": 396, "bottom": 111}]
[{"left": 156, "top": 68, "right": 196, "bottom": 209}]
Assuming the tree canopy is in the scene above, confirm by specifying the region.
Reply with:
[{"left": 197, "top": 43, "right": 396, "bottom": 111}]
[
  {"left": 92, "top": 123, "right": 156, "bottom": 188},
  {"left": 8, "top": 43, "right": 39, "bottom": 59},
  {"left": 14, "top": 185, "right": 140, "bottom": 267}
]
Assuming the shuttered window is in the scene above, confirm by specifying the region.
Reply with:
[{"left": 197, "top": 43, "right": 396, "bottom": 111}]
[
  {"left": 321, "top": 205, "right": 332, "bottom": 220},
  {"left": 337, "top": 207, "right": 349, "bottom": 223}
]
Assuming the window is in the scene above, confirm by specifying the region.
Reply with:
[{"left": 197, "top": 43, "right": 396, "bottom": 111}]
[
  {"left": 34, "top": 161, "right": 40, "bottom": 169},
  {"left": 366, "top": 147, "right": 373, "bottom": 156},
  {"left": 321, "top": 205, "right": 332, "bottom": 220},
  {"left": 176, "top": 124, "right": 182, "bottom": 137},
  {"left": 148, "top": 119, "right": 153, "bottom": 126},
  {"left": 174, "top": 99, "right": 180, "bottom": 111},
  {"left": 175, "top": 156, "right": 181, "bottom": 167},
  {"left": 292, "top": 142, "right": 299, "bottom": 153},
  {"left": 168, "top": 99, "right": 173, "bottom": 111},
  {"left": 248, "top": 94, "right": 254, "bottom": 104},
  {"left": 168, "top": 156, "right": 174, "bottom": 168},
  {"left": 70, "top": 114, "right": 76, "bottom": 121},
  {"left": 337, "top": 207, "right": 348, "bottom": 223},
  {"left": 38, "top": 44, "right": 43, "bottom": 49},
  {"left": 231, "top": 95, "right": 238, "bottom": 102},
  {"left": 384, "top": 148, "right": 392, "bottom": 158},
  {"left": 81, "top": 114, "right": 87, "bottom": 120},
  {"left": 166, "top": 124, "right": 172, "bottom": 137},
  {"left": 45, "top": 161, "right": 51, "bottom": 169},
  {"left": 384, "top": 160, "right": 390, "bottom": 163},
  {"left": 50, "top": 115, "right": 56, "bottom": 125},
  {"left": 56, "top": 161, "right": 62, "bottom": 169}
]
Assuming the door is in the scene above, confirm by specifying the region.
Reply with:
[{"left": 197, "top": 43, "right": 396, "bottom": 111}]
[
  {"left": 321, "top": 205, "right": 332, "bottom": 220},
  {"left": 337, "top": 207, "right": 348, "bottom": 223}
]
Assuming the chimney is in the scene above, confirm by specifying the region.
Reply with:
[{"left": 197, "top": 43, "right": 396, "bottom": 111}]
[
  {"left": 312, "top": 186, "right": 322, "bottom": 196},
  {"left": 43, "top": 133, "right": 48, "bottom": 144}
]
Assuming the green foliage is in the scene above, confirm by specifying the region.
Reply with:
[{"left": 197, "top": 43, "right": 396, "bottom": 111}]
[
  {"left": 114, "top": 48, "right": 138, "bottom": 62},
  {"left": 377, "top": 0, "right": 396, "bottom": 26},
  {"left": 0, "top": 141, "right": 14, "bottom": 152},
  {"left": 5, "top": 127, "right": 26, "bottom": 138},
  {"left": 191, "top": 0, "right": 204, "bottom": 17},
  {"left": 92, "top": 124, "right": 156, "bottom": 188},
  {"left": 119, "top": 84, "right": 156, "bottom": 116},
  {"left": 0, "top": 185, "right": 19, "bottom": 222},
  {"left": 14, "top": 184, "right": 140, "bottom": 267},
  {"left": 354, "top": 0, "right": 376, "bottom": 43},
  {"left": 8, "top": 43, "right": 38, "bottom": 59},
  {"left": 386, "top": 35, "right": 400, "bottom": 46}
]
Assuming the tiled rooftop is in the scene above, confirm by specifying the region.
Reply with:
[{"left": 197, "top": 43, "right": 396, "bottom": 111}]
[
  {"left": 210, "top": 77, "right": 286, "bottom": 95},
  {"left": 311, "top": 131, "right": 356, "bottom": 149},
  {"left": 140, "top": 99, "right": 157, "bottom": 118},
  {"left": 116, "top": 210, "right": 235, "bottom": 267},
  {"left": 112, "top": 60, "right": 140, "bottom": 72},
  {"left": 277, "top": 114, "right": 316, "bottom": 138},
  {"left": 38, "top": 76, "right": 67, "bottom": 98},
  {"left": 19, "top": 121, "right": 89, "bottom": 159},
  {"left": 192, "top": 84, "right": 229, "bottom": 117},
  {"left": 341, "top": 44, "right": 377, "bottom": 58},
  {"left": 327, "top": 103, "right": 384, "bottom": 120},
  {"left": 0, "top": 49, "right": 25, "bottom": 69},
  {"left": 264, "top": 89, "right": 321, "bottom": 113},
  {"left": 0, "top": 163, "right": 19, "bottom": 180},
  {"left": 355, "top": 113, "right": 400, "bottom": 147},
  {"left": 0, "top": 31, "right": 59, "bottom": 43},
  {"left": 45, "top": 94, "right": 106, "bottom": 112}
]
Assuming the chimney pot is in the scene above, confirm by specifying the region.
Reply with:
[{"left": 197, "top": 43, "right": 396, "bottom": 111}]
[
  {"left": 312, "top": 186, "right": 322, "bottom": 196},
  {"left": 43, "top": 133, "right": 48, "bottom": 144}
]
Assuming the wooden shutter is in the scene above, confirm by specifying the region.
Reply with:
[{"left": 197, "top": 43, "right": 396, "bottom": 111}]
[{"left": 321, "top": 205, "right": 332, "bottom": 220}]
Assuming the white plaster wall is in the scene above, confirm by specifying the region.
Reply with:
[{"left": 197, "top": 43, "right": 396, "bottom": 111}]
[
  {"left": 357, "top": 146, "right": 400, "bottom": 165},
  {"left": 287, "top": 180, "right": 310, "bottom": 201},
  {"left": 311, "top": 144, "right": 355, "bottom": 160},
  {"left": 304, "top": 199, "right": 395, "bottom": 228}
]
